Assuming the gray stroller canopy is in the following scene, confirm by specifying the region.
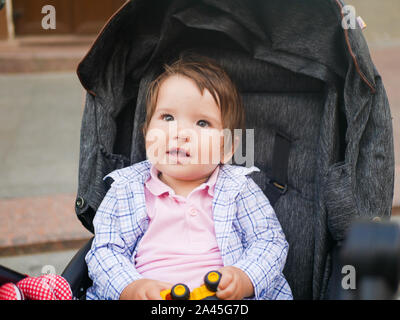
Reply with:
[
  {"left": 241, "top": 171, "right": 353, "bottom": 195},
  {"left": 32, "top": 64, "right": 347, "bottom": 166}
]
[{"left": 75, "top": 0, "right": 394, "bottom": 299}]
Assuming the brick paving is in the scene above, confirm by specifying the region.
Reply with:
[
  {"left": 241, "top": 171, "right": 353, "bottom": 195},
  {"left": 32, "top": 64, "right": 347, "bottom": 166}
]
[
  {"left": 0, "top": 194, "right": 91, "bottom": 256},
  {"left": 0, "top": 36, "right": 93, "bottom": 73}
]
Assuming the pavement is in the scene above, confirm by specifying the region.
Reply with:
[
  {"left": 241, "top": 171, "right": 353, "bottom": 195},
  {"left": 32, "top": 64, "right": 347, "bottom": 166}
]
[
  {"left": 0, "top": 35, "right": 93, "bottom": 73},
  {"left": 0, "top": 72, "right": 92, "bottom": 258},
  {"left": 0, "top": 248, "right": 78, "bottom": 277},
  {"left": 0, "top": 2, "right": 399, "bottom": 279}
]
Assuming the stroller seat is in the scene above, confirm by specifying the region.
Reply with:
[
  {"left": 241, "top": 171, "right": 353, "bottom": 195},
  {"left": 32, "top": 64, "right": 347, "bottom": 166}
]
[{"left": 65, "top": 0, "right": 394, "bottom": 300}]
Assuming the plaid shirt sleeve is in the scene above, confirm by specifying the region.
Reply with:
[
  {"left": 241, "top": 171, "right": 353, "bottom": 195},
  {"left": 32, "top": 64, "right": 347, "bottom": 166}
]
[
  {"left": 232, "top": 177, "right": 292, "bottom": 300},
  {"left": 85, "top": 186, "right": 143, "bottom": 300}
]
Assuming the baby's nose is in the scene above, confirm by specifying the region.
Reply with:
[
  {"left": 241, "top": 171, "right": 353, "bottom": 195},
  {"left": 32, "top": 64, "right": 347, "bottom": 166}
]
[
  {"left": 176, "top": 131, "right": 190, "bottom": 142},
  {"left": 174, "top": 124, "right": 193, "bottom": 142}
]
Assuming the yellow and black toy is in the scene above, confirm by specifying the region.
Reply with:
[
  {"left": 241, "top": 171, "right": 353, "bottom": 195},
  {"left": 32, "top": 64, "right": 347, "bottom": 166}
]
[{"left": 160, "top": 271, "right": 222, "bottom": 300}]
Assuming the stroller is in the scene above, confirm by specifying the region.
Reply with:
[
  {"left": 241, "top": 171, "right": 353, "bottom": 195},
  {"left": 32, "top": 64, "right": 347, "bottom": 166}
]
[{"left": 3, "top": 0, "right": 395, "bottom": 300}]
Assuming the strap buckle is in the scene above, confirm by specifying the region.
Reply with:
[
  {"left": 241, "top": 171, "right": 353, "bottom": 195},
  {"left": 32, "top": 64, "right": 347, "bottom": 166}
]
[{"left": 270, "top": 180, "right": 288, "bottom": 194}]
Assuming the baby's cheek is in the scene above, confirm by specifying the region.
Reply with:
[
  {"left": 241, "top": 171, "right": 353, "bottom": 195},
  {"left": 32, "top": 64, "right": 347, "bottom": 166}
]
[
  {"left": 198, "top": 131, "right": 222, "bottom": 164},
  {"left": 145, "top": 135, "right": 167, "bottom": 163}
]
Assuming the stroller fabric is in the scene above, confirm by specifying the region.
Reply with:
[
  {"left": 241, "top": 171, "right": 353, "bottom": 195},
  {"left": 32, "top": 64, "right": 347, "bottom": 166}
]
[{"left": 74, "top": 0, "right": 394, "bottom": 299}]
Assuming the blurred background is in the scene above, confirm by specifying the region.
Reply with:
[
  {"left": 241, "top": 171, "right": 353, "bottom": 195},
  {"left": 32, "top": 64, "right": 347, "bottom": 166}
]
[{"left": 0, "top": 0, "right": 399, "bottom": 278}]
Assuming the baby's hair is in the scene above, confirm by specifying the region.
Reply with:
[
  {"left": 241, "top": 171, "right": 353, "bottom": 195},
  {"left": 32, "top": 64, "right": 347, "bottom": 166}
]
[{"left": 143, "top": 52, "right": 245, "bottom": 136}]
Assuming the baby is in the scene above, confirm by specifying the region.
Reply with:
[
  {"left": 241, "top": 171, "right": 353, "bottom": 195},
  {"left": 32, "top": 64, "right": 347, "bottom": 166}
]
[{"left": 85, "top": 53, "right": 292, "bottom": 300}]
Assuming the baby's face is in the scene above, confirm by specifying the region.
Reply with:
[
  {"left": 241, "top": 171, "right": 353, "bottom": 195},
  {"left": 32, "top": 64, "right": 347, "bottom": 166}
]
[{"left": 145, "top": 75, "right": 226, "bottom": 181}]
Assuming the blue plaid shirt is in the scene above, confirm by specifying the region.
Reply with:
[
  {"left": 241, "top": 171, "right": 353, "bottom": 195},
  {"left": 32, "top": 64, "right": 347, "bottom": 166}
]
[{"left": 85, "top": 160, "right": 292, "bottom": 300}]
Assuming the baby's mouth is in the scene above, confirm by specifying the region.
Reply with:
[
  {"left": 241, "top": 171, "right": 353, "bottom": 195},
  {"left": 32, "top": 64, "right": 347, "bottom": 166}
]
[{"left": 166, "top": 147, "right": 191, "bottom": 158}]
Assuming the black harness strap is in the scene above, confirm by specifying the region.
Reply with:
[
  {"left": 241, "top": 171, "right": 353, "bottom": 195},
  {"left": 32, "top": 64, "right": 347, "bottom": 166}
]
[{"left": 264, "top": 132, "right": 291, "bottom": 207}]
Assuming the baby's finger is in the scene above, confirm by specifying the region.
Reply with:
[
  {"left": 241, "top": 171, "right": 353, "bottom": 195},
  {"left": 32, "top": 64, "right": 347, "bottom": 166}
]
[
  {"left": 146, "top": 288, "right": 164, "bottom": 300},
  {"left": 216, "top": 282, "right": 235, "bottom": 300},
  {"left": 158, "top": 281, "right": 173, "bottom": 290},
  {"left": 148, "top": 282, "right": 173, "bottom": 300},
  {"left": 138, "top": 292, "right": 148, "bottom": 300},
  {"left": 217, "top": 270, "right": 232, "bottom": 291}
]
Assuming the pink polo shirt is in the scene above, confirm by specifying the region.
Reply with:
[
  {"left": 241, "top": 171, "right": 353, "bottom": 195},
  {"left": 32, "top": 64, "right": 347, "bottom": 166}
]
[{"left": 134, "top": 165, "right": 224, "bottom": 290}]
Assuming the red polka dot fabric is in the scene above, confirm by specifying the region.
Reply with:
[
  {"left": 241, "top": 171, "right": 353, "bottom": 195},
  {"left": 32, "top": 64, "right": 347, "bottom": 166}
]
[
  {"left": 0, "top": 275, "right": 72, "bottom": 300},
  {"left": 0, "top": 283, "right": 24, "bottom": 300}
]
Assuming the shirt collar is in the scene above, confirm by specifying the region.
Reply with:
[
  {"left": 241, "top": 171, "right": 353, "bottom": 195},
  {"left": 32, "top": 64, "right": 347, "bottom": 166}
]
[
  {"left": 203, "top": 165, "right": 219, "bottom": 196},
  {"left": 144, "top": 165, "right": 220, "bottom": 198}
]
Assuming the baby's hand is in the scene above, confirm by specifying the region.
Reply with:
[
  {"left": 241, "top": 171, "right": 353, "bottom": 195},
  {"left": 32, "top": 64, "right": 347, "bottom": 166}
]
[
  {"left": 120, "top": 279, "right": 172, "bottom": 300},
  {"left": 216, "top": 266, "right": 254, "bottom": 300}
]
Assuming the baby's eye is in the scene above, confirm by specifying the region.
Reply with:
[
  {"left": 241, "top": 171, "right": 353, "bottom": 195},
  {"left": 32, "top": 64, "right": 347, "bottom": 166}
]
[
  {"left": 197, "top": 120, "right": 210, "bottom": 128},
  {"left": 161, "top": 114, "right": 174, "bottom": 121}
]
